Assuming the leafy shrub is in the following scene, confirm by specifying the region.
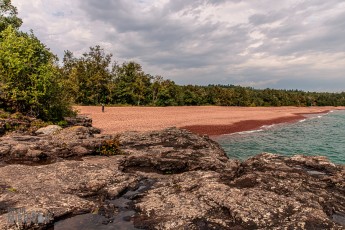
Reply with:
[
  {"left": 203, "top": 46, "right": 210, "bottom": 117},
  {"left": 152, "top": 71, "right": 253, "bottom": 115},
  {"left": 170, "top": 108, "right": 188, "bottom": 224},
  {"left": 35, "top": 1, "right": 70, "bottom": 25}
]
[
  {"left": 0, "top": 26, "right": 75, "bottom": 121},
  {"left": 57, "top": 120, "right": 68, "bottom": 127},
  {"left": 28, "top": 119, "right": 52, "bottom": 133},
  {"left": 98, "top": 136, "right": 123, "bottom": 156}
]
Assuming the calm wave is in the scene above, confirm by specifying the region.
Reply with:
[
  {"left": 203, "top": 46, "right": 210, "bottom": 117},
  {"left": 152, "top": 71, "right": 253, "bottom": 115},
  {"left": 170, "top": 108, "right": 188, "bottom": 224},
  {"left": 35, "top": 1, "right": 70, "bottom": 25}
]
[{"left": 216, "top": 110, "right": 345, "bottom": 164}]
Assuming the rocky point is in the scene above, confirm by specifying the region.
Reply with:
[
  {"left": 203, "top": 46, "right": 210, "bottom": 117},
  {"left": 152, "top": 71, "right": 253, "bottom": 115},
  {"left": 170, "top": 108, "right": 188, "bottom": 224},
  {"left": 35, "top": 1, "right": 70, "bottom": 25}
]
[{"left": 0, "top": 123, "right": 344, "bottom": 229}]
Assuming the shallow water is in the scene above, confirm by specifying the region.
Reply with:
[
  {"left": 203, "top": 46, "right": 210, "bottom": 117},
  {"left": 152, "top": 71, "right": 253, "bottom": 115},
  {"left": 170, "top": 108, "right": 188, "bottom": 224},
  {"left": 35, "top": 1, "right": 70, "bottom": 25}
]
[
  {"left": 216, "top": 110, "right": 345, "bottom": 165},
  {"left": 53, "top": 179, "right": 154, "bottom": 230},
  {"left": 54, "top": 212, "right": 138, "bottom": 230}
]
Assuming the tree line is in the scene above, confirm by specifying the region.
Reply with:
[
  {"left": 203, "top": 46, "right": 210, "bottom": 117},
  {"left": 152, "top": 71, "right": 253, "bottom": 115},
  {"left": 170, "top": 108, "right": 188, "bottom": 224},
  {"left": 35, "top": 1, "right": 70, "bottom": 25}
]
[
  {"left": 1, "top": 0, "right": 344, "bottom": 122},
  {"left": 62, "top": 45, "right": 345, "bottom": 107}
]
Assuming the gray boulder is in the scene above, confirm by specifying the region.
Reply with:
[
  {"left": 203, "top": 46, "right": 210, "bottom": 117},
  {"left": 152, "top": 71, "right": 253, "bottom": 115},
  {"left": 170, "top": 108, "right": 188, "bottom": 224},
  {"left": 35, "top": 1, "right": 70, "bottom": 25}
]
[{"left": 35, "top": 125, "right": 62, "bottom": 135}]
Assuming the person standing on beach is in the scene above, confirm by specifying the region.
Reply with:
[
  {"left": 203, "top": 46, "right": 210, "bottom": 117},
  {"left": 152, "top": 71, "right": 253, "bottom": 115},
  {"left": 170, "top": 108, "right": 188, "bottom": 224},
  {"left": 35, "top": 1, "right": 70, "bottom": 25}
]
[{"left": 102, "top": 104, "right": 105, "bottom": 112}]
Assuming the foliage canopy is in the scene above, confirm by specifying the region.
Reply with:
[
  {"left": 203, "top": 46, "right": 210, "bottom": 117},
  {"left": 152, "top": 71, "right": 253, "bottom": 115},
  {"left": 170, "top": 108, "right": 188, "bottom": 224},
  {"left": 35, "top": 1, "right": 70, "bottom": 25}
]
[{"left": 0, "top": 26, "right": 74, "bottom": 121}]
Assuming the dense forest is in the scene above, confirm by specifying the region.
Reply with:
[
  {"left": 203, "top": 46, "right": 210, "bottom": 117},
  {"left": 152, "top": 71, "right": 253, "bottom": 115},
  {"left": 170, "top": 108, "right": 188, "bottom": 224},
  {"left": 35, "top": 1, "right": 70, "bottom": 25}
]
[{"left": 1, "top": 0, "right": 345, "bottom": 122}]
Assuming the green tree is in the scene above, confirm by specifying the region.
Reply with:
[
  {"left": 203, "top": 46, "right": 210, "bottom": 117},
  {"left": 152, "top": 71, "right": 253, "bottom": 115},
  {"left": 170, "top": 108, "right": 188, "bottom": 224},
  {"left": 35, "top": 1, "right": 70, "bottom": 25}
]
[
  {"left": 0, "top": 26, "right": 73, "bottom": 120},
  {"left": 151, "top": 75, "right": 163, "bottom": 105},
  {"left": 62, "top": 46, "right": 113, "bottom": 105},
  {"left": 113, "top": 61, "right": 152, "bottom": 105},
  {"left": 156, "top": 80, "right": 182, "bottom": 106},
  {"left": 0, "top": 0, "right": 22, "bottom": 32}
]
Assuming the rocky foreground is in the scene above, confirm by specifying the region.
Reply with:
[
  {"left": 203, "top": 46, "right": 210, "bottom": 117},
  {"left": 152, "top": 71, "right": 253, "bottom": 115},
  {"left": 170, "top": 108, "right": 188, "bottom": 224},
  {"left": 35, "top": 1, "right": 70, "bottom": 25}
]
[{"left": 0, "top": 123, "right": 345, "bottom": 229}]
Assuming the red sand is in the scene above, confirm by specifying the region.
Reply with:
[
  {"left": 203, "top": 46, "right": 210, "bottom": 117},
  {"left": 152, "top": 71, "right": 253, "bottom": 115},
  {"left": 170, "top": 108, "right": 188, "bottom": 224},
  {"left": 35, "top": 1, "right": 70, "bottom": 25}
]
[{"left": 75, "top": 106, "right": 345, "bottom": 136}]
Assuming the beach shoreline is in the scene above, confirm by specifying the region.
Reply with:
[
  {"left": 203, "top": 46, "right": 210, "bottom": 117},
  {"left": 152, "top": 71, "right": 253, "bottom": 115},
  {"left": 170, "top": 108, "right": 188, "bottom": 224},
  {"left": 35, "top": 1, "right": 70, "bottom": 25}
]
[
  {"left": 181, "top": 114, "right": 305, "bottom": 136},
  {"left": 75, "top": 106, "right": 345, "bottom": 136},
  {"left": 182, "top": 110, "right": 338, "bottom": 136}
]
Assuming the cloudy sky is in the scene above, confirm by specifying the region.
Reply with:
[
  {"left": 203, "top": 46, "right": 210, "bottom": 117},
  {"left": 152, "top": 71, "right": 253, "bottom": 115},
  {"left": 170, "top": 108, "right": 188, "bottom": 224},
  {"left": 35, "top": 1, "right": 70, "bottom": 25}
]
[{"left": 12, "top": 0, "right": 345, "bottom": 91}]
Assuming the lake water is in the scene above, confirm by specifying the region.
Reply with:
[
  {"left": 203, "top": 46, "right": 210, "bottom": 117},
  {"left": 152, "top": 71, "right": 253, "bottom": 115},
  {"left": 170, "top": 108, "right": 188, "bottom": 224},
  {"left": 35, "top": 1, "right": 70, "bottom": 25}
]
[{"left": 216, "top": 110, "right": 345, "bottom": 165}]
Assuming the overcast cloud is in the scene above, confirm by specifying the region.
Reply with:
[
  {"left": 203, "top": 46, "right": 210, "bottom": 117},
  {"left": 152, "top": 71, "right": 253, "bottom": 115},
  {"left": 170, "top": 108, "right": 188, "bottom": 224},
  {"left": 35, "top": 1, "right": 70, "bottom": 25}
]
[{"left": 12, "top": 0, "right": 345, "bottom": 91}]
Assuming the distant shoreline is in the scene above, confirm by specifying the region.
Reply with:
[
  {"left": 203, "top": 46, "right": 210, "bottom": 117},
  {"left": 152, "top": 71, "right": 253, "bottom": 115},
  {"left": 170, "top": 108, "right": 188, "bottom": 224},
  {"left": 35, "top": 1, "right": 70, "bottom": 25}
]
[{"left": 75, "top": 106, "right": 345, "bottom": 136}]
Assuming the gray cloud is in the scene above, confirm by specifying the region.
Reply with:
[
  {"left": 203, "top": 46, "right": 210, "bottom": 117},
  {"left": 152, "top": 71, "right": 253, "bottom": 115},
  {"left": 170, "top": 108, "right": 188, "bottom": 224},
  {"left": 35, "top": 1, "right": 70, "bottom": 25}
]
[{"left": 12, "top": 0, "right": 345, "bottom": 91}]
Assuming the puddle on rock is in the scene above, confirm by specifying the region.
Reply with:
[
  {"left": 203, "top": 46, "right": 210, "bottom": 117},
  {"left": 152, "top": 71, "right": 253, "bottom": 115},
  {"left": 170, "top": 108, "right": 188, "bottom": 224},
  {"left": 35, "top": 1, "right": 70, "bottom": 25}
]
[
  {"left": 293, "top": 166, "right": 327, "bottom": 176},
  {"left": 5, "top": 158, "right": 57, "bottom": 166},
  {"left": 305, "top": 170, "right": 326, "bottom": 176},
  {"left": 333, "top": 212, "right": 345, "bottom": 226},
  {"left": 4, "top": 156, "right": 84, "bottom": 167},
  {"left": 53, "top": 178, "right": 155, "bottom": 230},
  {"left": 54, "top": 212, "right": 137, "bottom": 230}
]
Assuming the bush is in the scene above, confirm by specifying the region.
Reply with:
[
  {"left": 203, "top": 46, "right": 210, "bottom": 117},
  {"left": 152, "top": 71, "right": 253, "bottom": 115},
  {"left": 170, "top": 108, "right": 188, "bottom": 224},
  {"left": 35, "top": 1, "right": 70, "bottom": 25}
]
[
  {"left": 57, "top": 120, "right": 68, "bottom": 127},
  {"left": 0, "top": 26, "right": 74, "bottom": 121},
  {"left": 97, "top": 136, "right": 123, "bottom": 156}
]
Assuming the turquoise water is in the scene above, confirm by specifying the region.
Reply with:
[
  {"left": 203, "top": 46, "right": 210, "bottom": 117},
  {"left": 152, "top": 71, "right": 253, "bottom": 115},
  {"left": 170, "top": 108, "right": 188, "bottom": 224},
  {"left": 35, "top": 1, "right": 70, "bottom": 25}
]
[{"left": 216, "top": 110, "right": 345, "bottom": 165}]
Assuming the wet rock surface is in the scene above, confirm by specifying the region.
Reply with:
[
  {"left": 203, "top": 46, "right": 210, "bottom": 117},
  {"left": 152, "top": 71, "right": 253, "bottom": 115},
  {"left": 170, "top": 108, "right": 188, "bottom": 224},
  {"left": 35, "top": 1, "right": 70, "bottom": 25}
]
[{"left": 0, "top": 127, "right": 344, "bottom": 229}]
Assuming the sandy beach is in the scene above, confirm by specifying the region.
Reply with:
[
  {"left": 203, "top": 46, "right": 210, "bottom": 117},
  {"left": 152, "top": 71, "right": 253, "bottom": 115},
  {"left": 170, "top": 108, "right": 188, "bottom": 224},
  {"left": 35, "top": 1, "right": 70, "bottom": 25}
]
[{"left": 75, "top": 106, "right": 345, "bottom": 136}]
